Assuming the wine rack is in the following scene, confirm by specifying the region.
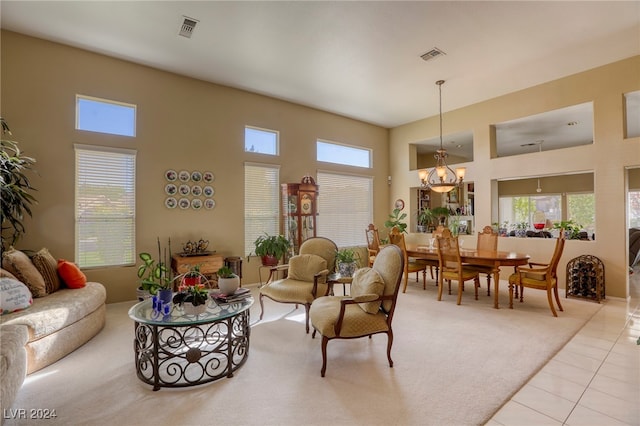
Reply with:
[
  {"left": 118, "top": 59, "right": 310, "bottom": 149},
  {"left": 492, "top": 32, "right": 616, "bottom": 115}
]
[{"left": 566, "top": 255, "right": 605, "bottom": 303}]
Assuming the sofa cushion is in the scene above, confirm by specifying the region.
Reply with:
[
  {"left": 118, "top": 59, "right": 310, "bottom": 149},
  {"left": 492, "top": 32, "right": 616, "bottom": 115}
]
[
  {"left": 2, "top": 248, "right": 47, "bottom": 298},
  {"left": 57, "top": 260, "right": 87, "bottom": 289},
  {"left": 32, "top": 248, "right": 61, "bottom": 294},
  {"left": 288, "top": 254, "right": 327, "bottom": 282},
  {"left": 350, "top": 267, "right": 385, "bottom": 314},
  {"left": 1, "top": 268, "right": 18, "bottom": 280},
  {"left": 0, "top": 278, "right": 33, "bottom": 315},
  {"left": 0, "top": 282, "right": 106, "bottom": 341}
]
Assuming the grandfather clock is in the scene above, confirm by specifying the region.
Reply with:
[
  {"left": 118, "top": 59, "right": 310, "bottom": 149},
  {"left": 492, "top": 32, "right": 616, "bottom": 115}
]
[{"left": 281, "top": 176, "right": 319, "bottom": 255}]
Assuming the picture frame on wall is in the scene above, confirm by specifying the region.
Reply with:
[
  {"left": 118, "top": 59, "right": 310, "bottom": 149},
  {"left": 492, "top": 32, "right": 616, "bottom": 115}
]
[{"left": 447, "top": 188, "right": 459, "bottom": 204}]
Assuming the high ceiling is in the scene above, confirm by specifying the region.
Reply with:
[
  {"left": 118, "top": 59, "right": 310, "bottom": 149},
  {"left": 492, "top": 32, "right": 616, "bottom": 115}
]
[{"left": 1, "top": 1, "right": 639, "bottom": 128}]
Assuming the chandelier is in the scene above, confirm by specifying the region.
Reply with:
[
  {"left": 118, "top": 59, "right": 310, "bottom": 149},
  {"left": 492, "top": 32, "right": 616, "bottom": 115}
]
[{"left": 418, "top": 80, "right": 465, "bottom": 193}]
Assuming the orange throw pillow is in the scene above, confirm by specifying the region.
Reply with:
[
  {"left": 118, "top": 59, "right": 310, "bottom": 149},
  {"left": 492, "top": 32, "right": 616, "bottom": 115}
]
[{"left": 57, "top": 259, "right": 87, "bottom": 289}]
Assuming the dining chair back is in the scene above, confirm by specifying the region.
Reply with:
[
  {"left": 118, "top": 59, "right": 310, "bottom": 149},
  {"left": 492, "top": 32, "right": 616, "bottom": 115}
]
[
  {"left": 508, "top": 231, "right": 566, "bottom": 316},
  {"left": 436, "top": 231, "right": 480, "bottom": 305},
  {"left": 365, "top": 223, "right": 381, "bottom": 267},
  {"left": 466, "top": 225, "right": 499, "bottom": 296},
  {"left": 388, "top": 226, "right": 429, "bottom": 293}
]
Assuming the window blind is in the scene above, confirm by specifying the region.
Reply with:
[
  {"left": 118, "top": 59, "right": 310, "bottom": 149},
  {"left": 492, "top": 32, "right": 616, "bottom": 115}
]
[
  {"left": 75, "top": 144, "right": 136, "bottom": 268},
  {"left": 244, "top": 163, "right": 280, "bottom": 256},
  {"left": 317, "top": 171, "right": 373, "bottom": 248}
]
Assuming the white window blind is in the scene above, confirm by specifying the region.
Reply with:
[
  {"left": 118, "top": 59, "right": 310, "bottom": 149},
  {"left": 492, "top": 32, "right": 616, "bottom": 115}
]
[
  {"left": 317, "top": 171, "right": 373, "bottom": 247},
  {"left": 75, "top": 145, "right": 136, "bottom": 268},
  {"left": 244, "top": 163, "right": 280, "bottom": 256}
]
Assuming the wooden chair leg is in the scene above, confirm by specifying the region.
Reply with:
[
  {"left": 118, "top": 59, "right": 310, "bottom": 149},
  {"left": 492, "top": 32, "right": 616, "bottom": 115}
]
[
  {"left": 553, "top": 285, "right": 564, "bottom": 312},
  {"left": 320, "top": 336, "right": 329, "bottom": 377},
  {"left": 386, "top": 329, "right": 394, "bottom": 368},
  {"left": 402, "top": 270, "right": 409, "bottom": 293},
  {"left": 546, "top": 288, "right": 558, "bottom": 317},
  {"left": 304, "top": 304, "right": 311, "bottom": 333},
  {"left": 259, "top": 294, "right": 265, "bottom": 320},
  {"left": 486, "top": 274, "right": 491, "bottom": 296}
]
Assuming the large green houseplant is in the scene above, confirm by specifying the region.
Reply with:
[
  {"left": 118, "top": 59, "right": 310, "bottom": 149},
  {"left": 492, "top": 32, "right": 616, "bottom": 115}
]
[
  {"left": 1, "top": 118, "right": 37, "bottom": 252},
  {"left": 251, "top": 233, "right": 291, "bottom": 266}
]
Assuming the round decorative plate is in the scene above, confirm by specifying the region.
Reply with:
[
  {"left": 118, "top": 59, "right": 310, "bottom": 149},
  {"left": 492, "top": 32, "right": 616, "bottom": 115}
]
[
  {"left": 178, "top": 198, "right": 190, "bottom": 209},
  {"left": 165, "top": 197, "right": 177, "bottom": 209},
  {"left": 165, "top": 183, "right": 177, "bottom": 196},
  {"left": 203, "top": 185, "right": 214, "bottom": 197},
  {"left": 178, "top": 170, "right": 190, "bottom": 182},
  {"left": 178, "top": 184, "right": 190, "bottom": 196},
  {"left": 191, "top": 171, "right": 202, "bottom": 182},
  {"left": 203, "top": 171, "right": 215, "bottom": 183},
  {"left": 204, "top": 199, "right": 216, "bottom": 210},
  {"left": 394, "top": 199, "right": 405, "bottom": 210},
  {"left": 165, "top": 169, "right": 177, "bottom": 182},
  {"left": 191, "top": 198, "right": 203, "bottom": 210},
  {"left": 191, "top": 185, "right": 202, "bottom": 196}
]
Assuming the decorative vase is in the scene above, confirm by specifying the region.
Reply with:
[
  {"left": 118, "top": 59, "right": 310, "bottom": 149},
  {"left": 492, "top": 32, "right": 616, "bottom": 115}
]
[
  {"left": 183, "top": 302, "right": 207, "bottom": 315},
  {"left": 261, "top": 255, "right": 278, "bottom": 267},
  {"left": 158, "top": 288, "right": 173, "bottom": 304},
  {"left": 218, "top": 276, "right": 240, "bottom": 296},
  {"left": 337, "top": 261, "right": 357, "bottom": 277},
  {"left": 183, "top": 276, "right": 201, "bottom": 286}
]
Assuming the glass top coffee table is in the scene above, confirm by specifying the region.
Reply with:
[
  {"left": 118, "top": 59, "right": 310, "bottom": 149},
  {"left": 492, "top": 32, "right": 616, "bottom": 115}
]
[{"left": 128, "top": 295, "right": 253, "bottom": 391}]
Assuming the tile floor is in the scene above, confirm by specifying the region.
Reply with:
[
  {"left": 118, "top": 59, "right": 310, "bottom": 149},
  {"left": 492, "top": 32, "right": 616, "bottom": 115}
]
[{"left": 488, "top": 269, "right": 640, "bottom": 426}]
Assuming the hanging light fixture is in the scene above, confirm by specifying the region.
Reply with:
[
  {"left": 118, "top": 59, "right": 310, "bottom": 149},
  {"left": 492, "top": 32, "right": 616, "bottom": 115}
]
[
  {"left": 418, "top": 80, "right": 465, "bottom": 193},
  {"left": 536, "top": 141, "right": 543, "bottom": 193}
]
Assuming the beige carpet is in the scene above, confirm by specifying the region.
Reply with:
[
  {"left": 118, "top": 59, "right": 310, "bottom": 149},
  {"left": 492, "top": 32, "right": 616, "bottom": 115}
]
[{"left": 6, "top": 279, "right": 602, "bottom": 426}]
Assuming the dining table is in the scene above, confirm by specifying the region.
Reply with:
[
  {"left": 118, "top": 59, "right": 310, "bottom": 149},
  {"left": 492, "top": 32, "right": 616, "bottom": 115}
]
[{"left": 405, "top": 242, "right": 530, "bottom": 309}]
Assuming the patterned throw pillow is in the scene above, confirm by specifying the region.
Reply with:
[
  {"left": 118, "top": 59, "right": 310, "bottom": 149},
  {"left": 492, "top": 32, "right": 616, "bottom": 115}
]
[
  {"left": 57, "top": 259, "right": 87, "bottom": 289},
  {"left": 2, "top": 248, "right": 47, "bottom": 297},
  {"left": 288, "top": 254, "right": 327, "bottom": 282},
  {"left": 32, "top": 248, "right": 61, "bottom": 294},
  {"left": 0, "top": 278, "right": 33, "bottom": 314},
  {"left": 350, "top": 267, "right": 385, "bottom": 314}
]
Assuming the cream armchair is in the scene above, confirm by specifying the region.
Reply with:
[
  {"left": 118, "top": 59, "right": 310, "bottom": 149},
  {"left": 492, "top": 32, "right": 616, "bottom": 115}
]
[
  {"left": 309, "top": 245, "right": 404, "bottom": 377},
  {"left": 259, "top": 237, "right": 338, "bottom": 333}
]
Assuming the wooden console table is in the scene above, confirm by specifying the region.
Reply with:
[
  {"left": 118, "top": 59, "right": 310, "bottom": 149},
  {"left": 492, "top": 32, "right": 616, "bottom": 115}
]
[{"left": 171, "top": 253, "right": 224, "bottom": 289}]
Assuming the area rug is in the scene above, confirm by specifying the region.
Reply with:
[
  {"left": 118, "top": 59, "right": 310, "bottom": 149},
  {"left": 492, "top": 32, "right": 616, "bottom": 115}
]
[{"left": 6, "top": 281, "right": 602, "bottom": 426}]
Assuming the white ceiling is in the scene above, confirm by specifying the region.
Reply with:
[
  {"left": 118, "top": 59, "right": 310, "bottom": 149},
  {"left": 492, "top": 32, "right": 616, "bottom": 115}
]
[{"left": 1, "top": 1, "right": 639, "bottom": 129}]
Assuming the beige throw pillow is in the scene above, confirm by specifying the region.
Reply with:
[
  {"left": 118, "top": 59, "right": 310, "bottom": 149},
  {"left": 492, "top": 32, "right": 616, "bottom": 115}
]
[
  {"left": 351, "top": 267, "right": 385, "bottom": 314},
  {"left": 288, "top": 254, "right": 327, "bottom": 282},
  {"left": 2, "top": 248, "right": 47, "bottom": 298},
  {"left": 32, "top": 248, "right": 61, "bottom": 293}
]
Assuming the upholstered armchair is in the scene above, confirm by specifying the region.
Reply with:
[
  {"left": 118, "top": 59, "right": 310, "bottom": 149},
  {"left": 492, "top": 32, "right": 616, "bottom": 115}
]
[
  {"left": 259, "top": 237, "right": 338, "bottom": 333},
  {"left": 309, "top": 244, "right": 404, "bottom": 377}
]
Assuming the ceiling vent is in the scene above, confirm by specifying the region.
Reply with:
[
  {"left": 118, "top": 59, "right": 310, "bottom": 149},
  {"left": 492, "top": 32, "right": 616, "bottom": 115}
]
[
  {"left": 179, "top": 17, "right": 199, "bottom": 38},
  {"left": 420, "top": 47, "right": 446, "bottom": 62}
]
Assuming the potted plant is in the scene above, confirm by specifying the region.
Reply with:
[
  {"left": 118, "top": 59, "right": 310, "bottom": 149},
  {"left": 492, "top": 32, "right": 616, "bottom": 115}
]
[
  {"left": 136, "top": 252, "right": 170, "bottom": 301},
  {"left": 172, "top": 284, "right": 209, "bottom": 315},
  {"left": 431, "top": 206, "right": 450, "bottom": 227},
  {"left": 251, "top": 233, "right": 291, "bottom": 266},
  {"left": 1, "top": 118, "right": 37, "bottom": 253},
  {"left": 335, "top": 248, "right": 360, "bottom": 277},
  {"left": 513, "top": 221, "right": 528, "bottom": 238},
  {"left": 417, "top": 207, "right": 435, "bottom": 233},
  {"left": 553, "top": 220, "right": 582, "bottom": 239},
  {"left": 384, "top": 208, "right": 408, "bottom": 234},
  {"left": 182, "top": 264, "right": 202, "bottom": 286},
  {"left": 216, "top": 266, "right": 240, "bottom": 296}
]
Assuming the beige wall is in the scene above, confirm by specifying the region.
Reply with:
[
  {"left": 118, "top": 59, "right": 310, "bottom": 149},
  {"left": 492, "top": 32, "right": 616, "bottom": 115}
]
[
  {"left": 1, "top": 31, "right": 389, "bottom": 302},
  {"left": 391, "top": 56, "right": 640, "bottom": 299}
]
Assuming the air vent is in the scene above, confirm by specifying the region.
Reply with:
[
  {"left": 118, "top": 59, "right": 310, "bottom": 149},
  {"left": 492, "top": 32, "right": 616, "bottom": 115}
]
[
  {"left": 420, "top": 47, "right": 446, "bottom": 61},
  {"left": 179, "top": 17, "right": 199, "bottom": 38}
]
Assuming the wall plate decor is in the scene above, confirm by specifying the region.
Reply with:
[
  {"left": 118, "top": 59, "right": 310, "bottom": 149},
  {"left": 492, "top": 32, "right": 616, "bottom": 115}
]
[
  {"left": 165, "top": 169, "right": 177, "bottom": 182},
  {"left": 191, "top": 185, "right": 202, "bottom": 196},
  {"left": 394, "top": 199, "right": 405, "bottom": 210},
  {"left": 203, "top": 185, "right": 214, "bottom": 197},
  {"left": 178, "top": 170, "right": 190, "bottom": 182},
  {"left": 205, "top": 199, "right": 216, "bottom": 209},
  {"left": 165, "top": 183, "right": 177, "bottom": 196},
  {"left": 191, "top": 198, "right": 203, "bottom": 210},
  {"left": 165, "top": 197, "right": 177, "bottom": 209},
  {"left": 178, "top": 198, "right": 190, "bottom": 209},
  {"left": 178, "top": 184, "right": 190, "bottom": 196},
  {"left": 191, "top": 171, "right": 202, "bottom": 182},
  {"left": 203, "top": 171, "right": 214, "bottom": 183}
]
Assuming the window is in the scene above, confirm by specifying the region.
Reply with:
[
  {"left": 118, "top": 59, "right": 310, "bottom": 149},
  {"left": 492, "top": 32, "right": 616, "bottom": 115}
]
[
  {"left": 567, "top": 193, "right": 595, "bottom": 235},
  {"left": 245, "top": 126, "right": 278, "bottom": 155},
  {"left": 75, "top": 145, "right": 136, "bottom": 268},
  {"left": 499, "top": 195, "right": 561, "bottom": 230},
  {"left": 630, "top": 191, "right": 640, "bottom": 228},
  {"left": 76, "top": 95, "right": 136, "bottom": 137},
  {"left": 244, "top": 163, "right": 280, "bottom": 256},
  {"left": 625, "top": 90, "right": 640, "bottom": 139},
  {"left": 317, "top": 140, "right": 371, "bottom": 168},
  {"left": 317, "top": 171, "right": 373, "bottom": 247}
]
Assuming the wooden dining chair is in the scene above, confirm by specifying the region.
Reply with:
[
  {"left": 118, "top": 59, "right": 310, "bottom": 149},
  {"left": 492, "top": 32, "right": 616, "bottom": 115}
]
[
  {"left": 388, "top": 227, "right": 429, "bottom": 293},
  {"left": 365, "top": 223, "right": 381, "bottom": 267},
  {"left": 464, "top": 225, "right": 498, "bottom": 296},
  {"left": 436, "top": 230, "right": 481, "bottom": 305},
  {"left": 508, "top": 231, "right": 565, "bottom": 316}
]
